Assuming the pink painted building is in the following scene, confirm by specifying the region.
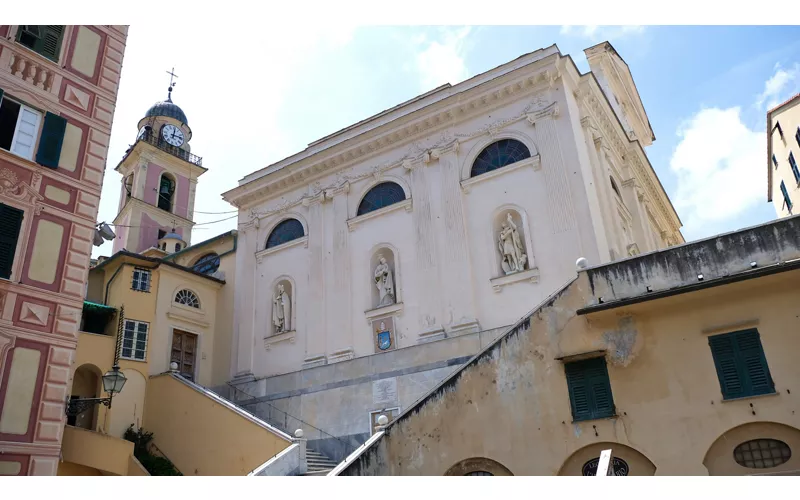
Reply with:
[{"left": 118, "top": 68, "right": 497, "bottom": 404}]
[{"left": 0, "top": 25, "right": 128, "bottom": 476}]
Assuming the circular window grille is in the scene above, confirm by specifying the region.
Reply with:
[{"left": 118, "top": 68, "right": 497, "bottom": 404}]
[
  {"left": 734, "top": 439, "right": 791, "bottom": 469},
  {"left": 175, "top": 289, "right": 200, "bottom": 308},
  {"left": 465, "top": 471, "right": 493, "bottom": 476}
]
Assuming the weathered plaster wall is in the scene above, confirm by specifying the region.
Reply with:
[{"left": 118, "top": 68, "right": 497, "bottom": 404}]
[{"left": 340, "top": 263, "right": 800, "bottom": 475}]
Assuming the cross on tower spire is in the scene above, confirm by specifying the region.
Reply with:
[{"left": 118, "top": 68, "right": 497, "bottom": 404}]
[{"left": 166, "top": 67, "right": 178, "bottom": 101}]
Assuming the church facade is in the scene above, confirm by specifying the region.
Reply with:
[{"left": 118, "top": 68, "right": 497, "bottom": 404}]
[{"left": 222, "top": 41, "right": 682, "bottom": 454}]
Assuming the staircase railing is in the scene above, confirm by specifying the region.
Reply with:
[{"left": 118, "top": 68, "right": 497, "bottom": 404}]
[{"left": 226, "top": 383, "right": 357, "bottom": 462}]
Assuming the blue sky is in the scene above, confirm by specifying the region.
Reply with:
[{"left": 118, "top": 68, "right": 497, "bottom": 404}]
[{"left": 94, "top": 25, "right": 800, "bottom": 257}]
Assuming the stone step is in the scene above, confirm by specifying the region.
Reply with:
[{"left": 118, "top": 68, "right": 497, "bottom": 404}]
[{"left": 302, "top": 469, "right": 332, "bottom": 476}]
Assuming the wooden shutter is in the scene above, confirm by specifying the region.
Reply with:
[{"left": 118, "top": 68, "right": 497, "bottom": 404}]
[
  {"left": 0, "top": 204, "right": 24, "bottom": 280},
  {"left": 734, "top": 330, "right": 774, "bottom": 396},
  {"left": 35, "top": 112, "right": 67, "bottom": 169},
  {"left": 566, "top": 357, "right": 615, "bottom": 421},
  {"left": 37, "top": 26, "right": 64, "bottom": 62},
  {"left": 709, "top": 333, "right": 744, "bottom": 399}
]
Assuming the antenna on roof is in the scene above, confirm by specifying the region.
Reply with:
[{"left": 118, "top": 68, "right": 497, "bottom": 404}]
[{"left": 166, "top": 67, "right": 179, "bottom": 101}]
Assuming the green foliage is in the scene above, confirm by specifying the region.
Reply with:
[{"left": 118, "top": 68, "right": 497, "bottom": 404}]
[{"left": 123, "top": 424, "right": 183, "bottom": 476}]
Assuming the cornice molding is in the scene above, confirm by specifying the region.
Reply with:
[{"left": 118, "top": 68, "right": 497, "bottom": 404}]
[
  {"left": 574, "top": 80, "right": 681, "bottom": 238},
  {"left": 225, "top": 64, "right": 562, "bottom": 209}
]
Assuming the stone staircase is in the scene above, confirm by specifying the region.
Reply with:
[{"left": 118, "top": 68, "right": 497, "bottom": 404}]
[{"left": 302, "top": 449, "right": 338, "bottom": 476}]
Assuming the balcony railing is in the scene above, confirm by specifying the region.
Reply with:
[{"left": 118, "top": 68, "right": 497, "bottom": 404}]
[{"left": 138, "top": 129, "right": 203, "bottom": 167}]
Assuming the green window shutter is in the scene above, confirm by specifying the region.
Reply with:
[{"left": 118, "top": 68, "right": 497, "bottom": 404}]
[
  {"left": 586, "top": 358, "right": 615, "bottom": 418},
  {"left": 566, "top": 362, "right": 592, "bottom": 421},
  {"left": 734, "top": 330, "right": 774, "bottom": 396},
  {"left": 33, "top": 26, "right": 64, "bottom": 62},
  {"left": 35, "top": 112, "right": 67, "bottom": 169},
  {"left": 565, "top": 357, "right": 614, "bottom": 421},
  {"left": 709, "top": 333, "right": 744, "bottom": 399},
  {"left": 0, "top": 204, "right": 24, "bottom": 280}
]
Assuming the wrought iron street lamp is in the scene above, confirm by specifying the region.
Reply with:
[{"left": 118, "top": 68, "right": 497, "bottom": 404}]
[{"left": 65, "top": 364, "right": 127, "bottom": 417}]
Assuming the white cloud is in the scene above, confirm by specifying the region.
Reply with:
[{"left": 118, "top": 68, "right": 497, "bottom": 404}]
[
  {"left": 93, "top": 24, "right": 355, "bottom": 258},
  {"left": 559, "top": 25, "right": 645, "bottom": 40},
  {"left": 756, "top": 62, "right": 800, "bottom": 110},
  {"left": 669, "top": 107, "right": 764, "bottom": 239},
  {"left": 415, "top": 26, "right": 472, "bottom": 91}
]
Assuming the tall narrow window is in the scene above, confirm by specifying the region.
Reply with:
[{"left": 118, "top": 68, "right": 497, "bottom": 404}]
[
  {"left": 772, "top": 154, "right": 778, "bottom": 169},
  {"left": 564, "top": 356, "right": 615, "bottom": 422},
  {"left": 0, "top": 203, "right": 24, "bottom": 280},
  {"left": 124, "top": 174, "right": 134, "bottom": 201},
  {"left": 795, "top": 127, "right": 800, "bottom": 148},
  {"left": 781, "top": 180, "right": 793, "bottom": 212},
  {"left": 121, "top": 320, "right": 149, "bottom": 361},
  {"left": 16, "top": 26, "right": 65, "bottom": 62},
  {"left": 790, "top": 152, "right": 800, "bottom": 184},
  {"left": 708, "top": 329, "right": 775, "bottom": 400},
  {"left": 158, "top": 175, "right": 175, "bottom": 212}
]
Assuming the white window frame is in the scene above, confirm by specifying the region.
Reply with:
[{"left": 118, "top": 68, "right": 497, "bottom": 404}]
[
  {"left": 131, "top": 268, "right": 151, "bottom": 292},
  {"left": 10, "top": 106, "right": 42, "bottom": 161},
  {"left": 0, "top": 96, "right": 43, "bottom": 161},
  {"left": 121, "top": 319, "right": 149, "bottom": 361}
]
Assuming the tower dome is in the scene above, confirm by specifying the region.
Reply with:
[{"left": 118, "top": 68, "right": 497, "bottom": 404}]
[{"left": 143, "top": 97, "right": 188, "bottom": 125}]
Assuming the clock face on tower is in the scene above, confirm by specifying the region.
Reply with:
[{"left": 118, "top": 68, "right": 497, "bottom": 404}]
[{"left": 161, "top": 124, "right": 185, "bottom": 147}]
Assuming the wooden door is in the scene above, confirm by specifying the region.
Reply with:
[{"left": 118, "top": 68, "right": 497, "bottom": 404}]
[{"left": 171, "top": 330, "right": 198, "bottom": 381}]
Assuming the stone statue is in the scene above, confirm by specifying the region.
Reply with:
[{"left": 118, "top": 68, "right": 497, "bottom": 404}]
[
  {"left": 498, "top": 213, "right": 527, "bottom": 275},
  {"left": 374, "top": 254, "right": 395, "bottom": 307},
  {"left": 272, "top": 283, "right": 291, "bottom": 333}
]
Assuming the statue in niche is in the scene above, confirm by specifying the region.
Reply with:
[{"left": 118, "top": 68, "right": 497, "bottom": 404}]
[
  {"left": 272, "top": 283, "right": 291, "bottom": 333},
  {"left": 374, "top": 254, "right": 395, "bottom": 308},
  {"left": 498, "top": 213, "right": 528, "bottom": 275}
]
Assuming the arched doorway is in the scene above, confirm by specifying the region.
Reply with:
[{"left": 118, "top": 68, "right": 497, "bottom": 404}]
[
  {"left": 704, "top": 422, "right": 800, "bottom": 475},
  {"left": 68, "top": 364, "right": 103, "bottom": 430},
  {"left": 444, "top": 457, "right": 513, "bottom": 476},
  {"left": 558, "top": 442, "right": 656, "bottom": 476}
]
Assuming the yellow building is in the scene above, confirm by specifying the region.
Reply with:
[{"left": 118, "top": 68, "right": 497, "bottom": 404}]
[
  {"left": 335, "top": 215, "right": 800, "bottom": 476},
  {"left": 768, "top": 93, "right": 800, "bottom": 218},
  {"left": 57, "top": 91, "right": 296, "bottom": 476}
]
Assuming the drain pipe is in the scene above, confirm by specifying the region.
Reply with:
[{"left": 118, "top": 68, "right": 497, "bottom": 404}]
[{"left": 103, "top": 264, "right": 126, "bottom": 305}]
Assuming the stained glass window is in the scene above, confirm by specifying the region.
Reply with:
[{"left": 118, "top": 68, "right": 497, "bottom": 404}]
[
  {"left": 470, "top": 139, "right": 531, "bottom": 178},
  {"left": 357, "top": 182, "right": 406, "bottom": 216},
  {"left": 192, "top": 252, "right": 220, "bottom": 275},
  {"left": 266, "top": 219, "right": 305, "bottom": 249}
]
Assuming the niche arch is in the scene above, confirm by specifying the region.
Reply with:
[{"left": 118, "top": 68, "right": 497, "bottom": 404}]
[
  {"left": 461, "top": 130, "right": 539, "bottom": 181},
  {"left": 353, "top": 175, "right": 411, "bottom": 218},
  {"left": 268, "top": 275, "right": 297, "bottom": 336},
  {"left": 444, "top": 457, "right": 514, "bottom": 476},
  {"left": 489, "top": 204, "right": 536, "bottom": 278},
  {"left": 703, "top": 421, "right": 800, "bottom": 475},
  {"left": 367, "top": 243, "right": 401, "bottom": 310},
  {"left": 557, "top": 442, "right": 656, "bottom": 476},
  {"left": 157, "top": 172, "right": 176, "bottom": 213},
  {"left": 69, "top": 363, "right": 103, "bottom": 431}
]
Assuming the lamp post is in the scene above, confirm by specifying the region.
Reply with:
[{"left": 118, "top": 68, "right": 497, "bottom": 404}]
[{"left": 65, "top": 364, "right": 127, "bottom": 417}]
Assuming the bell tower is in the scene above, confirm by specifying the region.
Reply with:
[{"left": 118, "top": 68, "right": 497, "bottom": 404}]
[{"left": 111, "top": 71, "right": 206, "bottom": 255}]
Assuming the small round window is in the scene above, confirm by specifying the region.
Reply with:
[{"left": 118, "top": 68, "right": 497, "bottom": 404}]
[{"left": 733, "top": 439, "right": 791, "bottom": 469}]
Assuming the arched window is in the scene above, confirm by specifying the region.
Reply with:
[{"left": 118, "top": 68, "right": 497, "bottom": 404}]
[
  {"left": 610, "top": 176, "right": 622, "bottom": 198},
  {"left": 357, "top": 182, "right": 406, "bottom": 216},
  {"left": 192, "top": 252, "right": 220, "bottom": 275},
  {"left": 158, "top": 174, "right": 176, "bottom": 212},
  {"left": 470, "top": 139, "right": 531, "bottom": 178},
  {"left": 266, "top": 219, "right": 305, "bottom": 249},
  {"left": 175, "top": 289, "right": 200, "bottom": 308},
  {"left": 124, "top": 174, "right": 134, "bottom": 201},
  {"left": 174, "top": 243, "right": 181, "bottom": 252}
]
